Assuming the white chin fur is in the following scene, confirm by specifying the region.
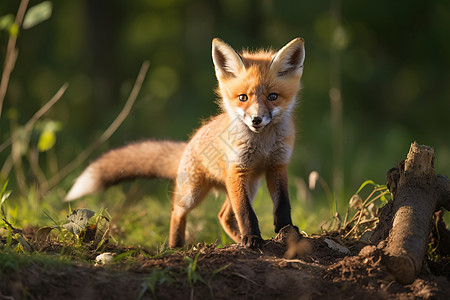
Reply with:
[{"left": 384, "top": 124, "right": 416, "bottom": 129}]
[
  {"left": 65, "top": 167, "right": 101, "bottom": 202},
  {"left": 249, "top": 126, "right": 263, "bottom": 133}
]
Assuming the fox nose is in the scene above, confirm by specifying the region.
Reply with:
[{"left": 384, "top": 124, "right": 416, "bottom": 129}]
[{"left": 252, "top": 117, "right": 262, "bottom": 125}]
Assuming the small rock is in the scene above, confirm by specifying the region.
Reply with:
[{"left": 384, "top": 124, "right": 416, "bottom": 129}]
[
  {"left": 95, "top": 252, "right": 114, "bottom": 265},
  {"left": 324, "top": 238, "right": 350, "bottom": 254}
]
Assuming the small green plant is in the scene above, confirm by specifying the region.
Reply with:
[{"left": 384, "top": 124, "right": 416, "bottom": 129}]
[
  {"left": 342, "top": 180, "right": 392, "bottom": 238},
  {"left": 185, "top": 251, "right": 205, "bottom": 287},
  {"left": 0, "top": 248, "right": 71, "bottom": 278},
  {"left": 113, "top": 248, "right": 153, "bottom": 263},
  {"left": 184, "top": 251, "right": 207, "bottom": 300},
  {"left": 427, "top": 212, "right": 443, "bottom": 262},
  {"left": 427, "top": 242, "right": 440, "bottom": 262},
  {"left": 210, "top": 263, "right": 229, "bottom": 278},
  {"left": 154, "top": 241, "right": 179, "bottom": 258},
  {"left": 0, "top": 180, "right": 31, "bottom": 253},
  {"left": 0, "top": 180, "right": 12, "bottom": 222},
  {"left": 137, "top": 268, "right": 174, "bottom": 299}
]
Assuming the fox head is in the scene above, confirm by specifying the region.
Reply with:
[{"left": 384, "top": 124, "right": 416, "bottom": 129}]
[{"left": 212, "top": 38, "right": 305, "bottom": 133}]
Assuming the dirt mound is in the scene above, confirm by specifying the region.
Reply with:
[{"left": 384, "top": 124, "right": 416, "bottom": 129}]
[{"left": 1, "top": 225, "right": 449, "bottom": 299}]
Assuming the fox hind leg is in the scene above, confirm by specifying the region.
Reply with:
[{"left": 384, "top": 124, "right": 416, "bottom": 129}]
[
  {"left": 169, "top": 174, "right": 211, "bottom": 248},
  {"left": 169, "top": 204, "right": 189, "bottom": 248}
]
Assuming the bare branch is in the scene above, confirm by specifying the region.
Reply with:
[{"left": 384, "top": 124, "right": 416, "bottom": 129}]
[
  {"left": 0, "top": 83, "right": 69, "bottom": 153},
  {"left": 43, "top": 61, "right": 150, "bottom": 193},
  {"left": 0, "top": 0, "right": 30, "bottom": 118}
]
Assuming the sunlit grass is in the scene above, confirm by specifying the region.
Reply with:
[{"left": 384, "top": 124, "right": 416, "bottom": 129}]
[
  {"left": 0, "top": 249, "right": 72, "bottom": 278},
  {"left": 1, "top": 174, "right": 337, "bottom": 251},
  {"left": 3, "top": 174, "right": 449, "bottom": 252}
]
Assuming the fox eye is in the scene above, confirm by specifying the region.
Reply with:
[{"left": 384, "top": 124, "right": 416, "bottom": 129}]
[
  {"left": 268, "top": 93, "right": 278, "bottom": 101},
  {"left": 238, "top": 94, "right": 248, "bottom": 102}
]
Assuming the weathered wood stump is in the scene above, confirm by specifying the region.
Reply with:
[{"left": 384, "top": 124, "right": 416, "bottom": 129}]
[{"left": 371, "top": 142, "right": 450, "bottom": 284}]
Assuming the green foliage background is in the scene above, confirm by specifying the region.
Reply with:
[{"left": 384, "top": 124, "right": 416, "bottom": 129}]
[{"left": 1, "top": 0, "right": 450, "bottom": 248}]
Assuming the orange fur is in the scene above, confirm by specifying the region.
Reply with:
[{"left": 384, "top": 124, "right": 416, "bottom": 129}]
[{"left": 67, "top": 38, "right": 306, "bottom": 249}]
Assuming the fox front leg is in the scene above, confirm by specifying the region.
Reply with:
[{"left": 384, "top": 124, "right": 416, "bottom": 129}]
[
  {"left": 266, "top": 164, "right": 294, "bottom": 233},
  {"left": 226, "top": 170, "right": 263, "bottom": 249}
]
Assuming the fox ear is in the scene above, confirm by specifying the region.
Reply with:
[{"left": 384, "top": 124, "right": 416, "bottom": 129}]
[
  {"left": 271, "top": 38, "right": 305, "bottom": 77},
  {"left": 212, "top": 38, "right": 245, "bottom": 79}
]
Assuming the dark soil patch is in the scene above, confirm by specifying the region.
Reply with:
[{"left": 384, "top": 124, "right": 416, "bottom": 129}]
[{"left": 1, "top": 226, "right": 449, "bottom": 299}]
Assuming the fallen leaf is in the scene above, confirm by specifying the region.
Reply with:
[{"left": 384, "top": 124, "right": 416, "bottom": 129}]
[
  {"left": 63, "top": 208, "right": 95, "bottom": 236},
  {"left": 35, "top": 226, "right": 54, "bottom": 242}
]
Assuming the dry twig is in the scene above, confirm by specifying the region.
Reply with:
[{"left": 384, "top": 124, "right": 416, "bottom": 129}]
[
  {"left": 42, "top": 61, "right": 150, "bottom": 193},
  {"left": 0, "top": 0, "right": 30, "bottom": 118}
]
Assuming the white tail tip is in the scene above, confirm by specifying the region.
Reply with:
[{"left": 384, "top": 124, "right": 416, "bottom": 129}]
[{"left": 65, "top": 167, "right": 101, "bottom": 202}]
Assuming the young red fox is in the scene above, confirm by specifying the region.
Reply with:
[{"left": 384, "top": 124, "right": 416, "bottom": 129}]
[{"left": 66, "top": 37, "right": 305, "bottom": 249}]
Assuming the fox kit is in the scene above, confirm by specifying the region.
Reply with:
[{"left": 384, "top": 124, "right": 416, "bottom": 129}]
[{"left": 66, "top": 37, "right": 305, "bottom": 248}]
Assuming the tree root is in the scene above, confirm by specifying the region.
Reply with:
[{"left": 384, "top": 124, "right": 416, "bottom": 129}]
[{"left": 370, "top": 142, "right": 450, "bottom": 284}]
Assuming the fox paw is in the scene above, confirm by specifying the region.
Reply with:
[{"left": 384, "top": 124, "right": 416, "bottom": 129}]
[
  {"left": 240, "top": 235, "right": 264, "bottom": 249},
  {"left": 274, "top": 222, "right": 296, "bottom": 233}
]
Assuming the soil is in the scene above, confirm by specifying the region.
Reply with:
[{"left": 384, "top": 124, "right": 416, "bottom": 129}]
[{"left": 1, "top": 225, "right": 449, "bottom": 300}]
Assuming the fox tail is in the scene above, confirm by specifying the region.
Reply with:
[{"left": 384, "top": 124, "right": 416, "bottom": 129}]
[{"left": 65, "top": 140, "right": 187, "bottom": 202}]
